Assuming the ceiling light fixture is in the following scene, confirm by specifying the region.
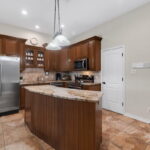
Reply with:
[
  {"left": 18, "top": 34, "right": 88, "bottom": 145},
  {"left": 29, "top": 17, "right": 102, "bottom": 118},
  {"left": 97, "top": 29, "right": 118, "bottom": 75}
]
[
  {"left": 61, "top": 24, "right": 65, "bottom": 28},
  {"left": 21, "top": 10, "right": 28, "bottom": 15},
  {"left": 35, "top": 25, "right": 40, "bottom": 29},
  {"left": 46, "top": 0, "right": 70, "bottom": 50}
]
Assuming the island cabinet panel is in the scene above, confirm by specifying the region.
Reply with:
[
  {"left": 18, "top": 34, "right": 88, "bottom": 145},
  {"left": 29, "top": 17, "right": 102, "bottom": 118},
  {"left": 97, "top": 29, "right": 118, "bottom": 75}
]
[
  {"left": 25, "top": 90, "right": 102, "bottom": 150},
  {"left": 25, "top": 90, "right": 33, "bottom": 131}
]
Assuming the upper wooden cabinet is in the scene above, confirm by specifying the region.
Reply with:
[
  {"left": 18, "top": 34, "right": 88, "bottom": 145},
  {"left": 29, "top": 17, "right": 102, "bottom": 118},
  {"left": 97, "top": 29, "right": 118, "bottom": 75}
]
[
  {"left": 0, "top": 34, "right": 26, "bottom": 56},
  {"left": 45, "top": 36, "right": 102, "bottom": 72},
  {"left": 0, "top": 38, "right": 3, "bottom": 54},
  {"left": 75, "top": 42, "right": 89, "bottom": 59},
  {"left": 45, "top": 50, "right": 59, "bottom": 71},
  {"left": 4, "top": 39, "right": 19, "bottom": 56},
  {"left": 24, "top": 45, "right": 45, "bottom": 69},
  {"left": 88, "top": 38, "right": 101, "bottom": 71},
  {"left": 0, "top": 34, "right": 26, "bottom": 71}
]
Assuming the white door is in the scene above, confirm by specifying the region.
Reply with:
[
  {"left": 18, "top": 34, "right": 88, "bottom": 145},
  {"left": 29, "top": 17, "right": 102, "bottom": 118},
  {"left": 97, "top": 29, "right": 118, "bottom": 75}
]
[{"left": 102, "top": 46, "right": 125, "bottom": 114}]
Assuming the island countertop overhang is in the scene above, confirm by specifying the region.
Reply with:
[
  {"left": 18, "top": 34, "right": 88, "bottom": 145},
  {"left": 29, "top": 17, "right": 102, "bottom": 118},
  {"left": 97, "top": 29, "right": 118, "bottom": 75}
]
[{"left": 24, "top": 85, "right": 103, "bottom": 103}]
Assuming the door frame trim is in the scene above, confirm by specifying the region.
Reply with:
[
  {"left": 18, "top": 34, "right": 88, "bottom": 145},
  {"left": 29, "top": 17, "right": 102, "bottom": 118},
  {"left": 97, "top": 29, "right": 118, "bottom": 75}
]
[{"left": 101, "top": 45, "right": 126, "bottom": 114}]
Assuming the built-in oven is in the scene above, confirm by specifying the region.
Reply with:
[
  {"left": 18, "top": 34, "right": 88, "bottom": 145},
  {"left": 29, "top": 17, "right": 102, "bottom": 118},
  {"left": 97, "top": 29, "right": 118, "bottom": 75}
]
[{"left": 74, "top": 58, "right": 89, "bottom": 70}]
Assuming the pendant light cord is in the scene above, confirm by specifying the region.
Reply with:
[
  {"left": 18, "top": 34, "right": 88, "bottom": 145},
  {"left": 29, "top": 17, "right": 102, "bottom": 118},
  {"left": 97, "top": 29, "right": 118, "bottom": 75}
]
[
  {"left": 57, "top": 0, "right": 61, "bottom": 34},
  {"left": 54, "top": 0, "right": 57, "bottom": 37}
]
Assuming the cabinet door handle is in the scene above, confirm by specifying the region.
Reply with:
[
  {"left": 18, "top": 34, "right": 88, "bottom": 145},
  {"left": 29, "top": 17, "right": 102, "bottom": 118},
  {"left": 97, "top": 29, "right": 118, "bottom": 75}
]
[{"left": 102, "top": 82, "right": 106, "bottom": 85}]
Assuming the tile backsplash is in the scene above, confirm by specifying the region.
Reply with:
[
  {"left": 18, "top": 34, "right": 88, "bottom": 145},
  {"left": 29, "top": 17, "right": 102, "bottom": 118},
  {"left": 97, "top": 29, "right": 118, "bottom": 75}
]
[
  {"left": 70, "top": 71, "right": 101, "bottom": 83},
  {"left": 21, "top": 68, "right": 101, "bottom": 83},
  {"left": 21, "top": 68, "right": 55, "bottom": 82}
]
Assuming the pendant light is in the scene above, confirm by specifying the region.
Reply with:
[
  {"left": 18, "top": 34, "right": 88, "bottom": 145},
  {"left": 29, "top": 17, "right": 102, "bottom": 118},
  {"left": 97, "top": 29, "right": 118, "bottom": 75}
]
[{"left": 46, "top": 0, "right": 70, "bottom": 50}]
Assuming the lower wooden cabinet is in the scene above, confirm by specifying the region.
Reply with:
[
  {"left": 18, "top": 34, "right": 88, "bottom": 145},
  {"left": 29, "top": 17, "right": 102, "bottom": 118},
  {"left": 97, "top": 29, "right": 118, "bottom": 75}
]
[
  {"left": 25, "top": 90, "right": 102, "bottom": 150},
  {"left": 20, "top": 86, "right": 25, "bottom": 109},
  {"left": 82, "top": 84, "right": 101, "bottom": 91}
]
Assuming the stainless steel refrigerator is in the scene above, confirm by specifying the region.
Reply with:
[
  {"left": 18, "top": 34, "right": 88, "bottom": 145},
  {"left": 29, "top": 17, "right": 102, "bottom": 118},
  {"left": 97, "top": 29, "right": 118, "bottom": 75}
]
[{"left": 0, "top": 56, "right": 20, "bottom": 114}]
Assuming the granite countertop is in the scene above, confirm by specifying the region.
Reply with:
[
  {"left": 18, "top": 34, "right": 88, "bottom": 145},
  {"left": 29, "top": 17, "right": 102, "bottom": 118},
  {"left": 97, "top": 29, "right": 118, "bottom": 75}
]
[
  {"left": 20, "top": 80, "right": 101, "bottom": 86},
  {"left": 25, "top": 85, "right": 102, "bottom": 103}
]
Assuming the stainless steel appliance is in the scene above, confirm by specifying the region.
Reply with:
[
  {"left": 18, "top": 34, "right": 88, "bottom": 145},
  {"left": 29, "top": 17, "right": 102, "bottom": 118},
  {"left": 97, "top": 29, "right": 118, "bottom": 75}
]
[
  {"left": 74, "top": 58, "right": 89, "bottom": 70},
  {"left": 0, "top": 56, "right": 20, "bottom": 114}
]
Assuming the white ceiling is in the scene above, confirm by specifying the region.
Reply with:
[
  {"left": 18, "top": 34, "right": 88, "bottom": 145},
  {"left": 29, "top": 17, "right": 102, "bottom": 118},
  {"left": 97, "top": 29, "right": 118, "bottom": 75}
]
[{"left": 0, "top": 0, "right": 149, "bottom": 38}]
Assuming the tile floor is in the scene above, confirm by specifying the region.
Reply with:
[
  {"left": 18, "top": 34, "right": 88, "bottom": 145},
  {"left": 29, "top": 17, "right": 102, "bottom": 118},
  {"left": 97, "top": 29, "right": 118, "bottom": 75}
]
[
  {"left": 0, "top": 110, "right": 149, "bottom": 150},
  {"left": 102, "top": 109, "right": 150, "bottom": 150}
]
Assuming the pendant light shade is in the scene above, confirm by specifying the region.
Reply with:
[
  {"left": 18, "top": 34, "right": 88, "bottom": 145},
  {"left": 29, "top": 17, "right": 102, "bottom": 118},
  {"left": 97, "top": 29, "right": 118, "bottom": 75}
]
[
  {"left": 46, "top": 40, "right": 61, "bottom": 50},
  {"left": 54, "top": 34, "right": 70, "bottom": 47},
  {"left": 46, "top": 0, "right": 70, "bottom": 50}
]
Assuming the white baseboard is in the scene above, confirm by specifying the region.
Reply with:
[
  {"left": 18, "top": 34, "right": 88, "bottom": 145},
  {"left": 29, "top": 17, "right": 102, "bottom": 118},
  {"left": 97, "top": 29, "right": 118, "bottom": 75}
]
[{"left": 125, "top": 113, "right": 150, "bottom": 124}]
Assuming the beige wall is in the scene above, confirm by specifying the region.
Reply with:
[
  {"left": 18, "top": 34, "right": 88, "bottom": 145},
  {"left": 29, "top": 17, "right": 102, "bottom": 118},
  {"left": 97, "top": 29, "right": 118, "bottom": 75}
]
[
  {"left": 0, "top": 23, "right": 51, "bottom": 46},
  {"left": 72, "top": 3, "right": 150, "bottom": 122}
]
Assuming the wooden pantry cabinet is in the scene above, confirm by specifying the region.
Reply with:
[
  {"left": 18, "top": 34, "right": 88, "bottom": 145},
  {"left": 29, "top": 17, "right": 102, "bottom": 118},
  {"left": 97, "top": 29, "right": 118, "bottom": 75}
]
[{"left": 45, "top": 36, "right": 102, "bottom": 72}]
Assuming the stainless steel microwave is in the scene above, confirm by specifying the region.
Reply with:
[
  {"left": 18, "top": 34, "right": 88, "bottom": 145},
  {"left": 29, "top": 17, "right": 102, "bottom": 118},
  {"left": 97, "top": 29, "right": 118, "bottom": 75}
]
[{"left": 74, "top": 58, "right": 89, "bottom": 70}]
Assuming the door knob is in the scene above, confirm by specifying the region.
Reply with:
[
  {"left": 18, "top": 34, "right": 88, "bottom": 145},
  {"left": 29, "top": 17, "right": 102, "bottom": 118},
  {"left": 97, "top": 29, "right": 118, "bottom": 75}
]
[{"left": 102, "top": 82, "right": 106, "bottom": 84}]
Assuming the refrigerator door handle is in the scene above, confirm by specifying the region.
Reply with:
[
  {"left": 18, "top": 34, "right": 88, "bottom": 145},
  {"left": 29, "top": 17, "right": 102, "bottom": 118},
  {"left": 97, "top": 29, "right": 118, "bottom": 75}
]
[{"left": 0, "top": 64, "right": 2, "bottom": 96}]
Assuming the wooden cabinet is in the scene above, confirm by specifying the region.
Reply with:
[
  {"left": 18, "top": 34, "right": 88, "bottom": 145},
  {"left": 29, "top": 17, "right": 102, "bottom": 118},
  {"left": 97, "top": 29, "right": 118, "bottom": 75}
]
[
  {"left": 0, "top": 38, "right": 3, "bottom": 54},
  {"left": 75, "top": 42, "right": 89, "bottom": 59},
  {"left": 0, "top": 34, "right": 26, "bottom": 56},
  {"left": 59, "top": 48, "right": 70, "bottom": 71},
  {"left": 45, "top": 50, "right": 59, "bottom": 71},
  {"left": 24, "top": 45, "right": 45, "bottom": 68},
  {"left": 68, "top": 46, "right": 76, "bottom": 71},
  {"left": 82, "top": 84, "right": 101, "bottom": 91},
  {"left": 0, "top": 34, "right": 26, "bottom": 71},
  {"left": 44, "top": 50, "right": 50, "bottom": 71},
  {"left": 25, "top": 90, "right": 102, "bottom": 150},
  {"left": 88, "top": 39, "right": 101, "bottom": 71},
  {"left": 4, "top": 38, "right": 19, "bottom": 56},
  {"left": 45, "top": 36, "right": 102, "bottom": 72},
  {"left": 20, "top": 86, "right": 25, "bottom": 109}
]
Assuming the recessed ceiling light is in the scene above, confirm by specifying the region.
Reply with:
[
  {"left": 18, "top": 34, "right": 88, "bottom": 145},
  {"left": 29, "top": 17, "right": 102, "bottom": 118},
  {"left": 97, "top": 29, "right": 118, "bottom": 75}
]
[
  {"left": 35, "top": 25, "right": 40, "bottom": 29},
  {"left": 61, "top": 24, "right": 65, "bottom": 28},
  {"left": 21, "top": 10, "right": 28, "bottom": 15}
]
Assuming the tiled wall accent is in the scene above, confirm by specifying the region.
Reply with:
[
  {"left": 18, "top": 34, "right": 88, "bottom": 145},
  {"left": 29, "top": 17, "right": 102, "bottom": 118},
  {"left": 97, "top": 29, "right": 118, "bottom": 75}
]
[
  {"left": 21, "top": 68, "right": 100, "bottom": 83},
  {"left": 21, "top": 68, "right": 55, "bottom": 82}
]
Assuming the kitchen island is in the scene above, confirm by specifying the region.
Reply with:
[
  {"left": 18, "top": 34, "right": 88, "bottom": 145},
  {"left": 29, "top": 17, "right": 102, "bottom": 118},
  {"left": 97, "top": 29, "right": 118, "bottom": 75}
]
[{"left": 25, "top": 85, "right": 103, "bottom": 150}]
